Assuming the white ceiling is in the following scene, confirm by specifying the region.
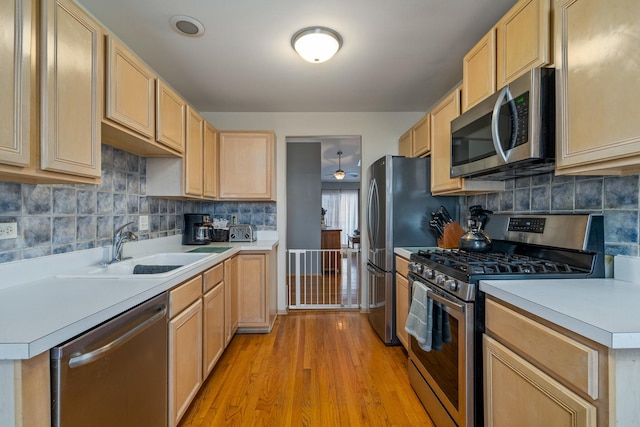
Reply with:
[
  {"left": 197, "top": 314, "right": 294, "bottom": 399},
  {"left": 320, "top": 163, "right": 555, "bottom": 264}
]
[
  {"left": 76, "top": 0, "right": 518, "bottom": 113},
  {"left": 288, "top": 136, "right": 362, "bottom": 182}
]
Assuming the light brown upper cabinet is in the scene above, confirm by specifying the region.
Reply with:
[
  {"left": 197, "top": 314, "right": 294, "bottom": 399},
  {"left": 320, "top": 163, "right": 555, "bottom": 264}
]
[
  {"left": 0, "top": 0, "right": 31, "bottom": 169},
  {"left": 184, "top": 107, "right": 205, "bottom": 197},
  {"left": 462, "top": 0, "right": 551, "bottom": 112},
  {"left": 41, "top": 0, "right": 103, "bottom": 179},
  {"left": 202, "top": 122, "right": 217, "bottom": 199},
  {"left": 555, "top": 0, "right": 640, "bottom": 175},
  {"left": 398, "top": 114, "right": 430, "bottom": 158},
  {"left": 462, "top": 30, "right": 496, "bottom": 112},
  {"left": 1, "top": 0, "right": 103, "bottom": 184},
  {"left": 430, "top": 87, "right": 504, "bottom": 195},
  {"left": 156, "top": 80, "right": 186, "bottom": 154},
  {"left": 496, "top": 0, "right": 551, "bottom": 87},
  {"left": 399, "top": 129, "right": 413, "bottom": 157},
  {"left": 102, "top": 35, "right": 182, "bottom": 157},
  {"left": 218, "top": 131, "right": 276, "bottom": 200},
  {"left": 413, "top": 114, "right": 431, "bottom": 157}
]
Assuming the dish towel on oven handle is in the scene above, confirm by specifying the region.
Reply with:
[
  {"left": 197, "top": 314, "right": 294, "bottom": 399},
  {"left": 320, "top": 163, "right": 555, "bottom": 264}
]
[
  {"left": 431, "top": 302, "right": 453, "bottom": 350},
  {"left": 405, "top": 280, "right": 434, "bottom": 351}
]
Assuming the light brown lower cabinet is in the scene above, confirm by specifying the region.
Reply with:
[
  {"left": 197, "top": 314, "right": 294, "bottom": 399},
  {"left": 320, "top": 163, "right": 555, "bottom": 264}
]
[
  {"left": 224, "top": 256, "right": 239, "bottom": 344},
  {"left": 394, "top": 255, "right": 410, "bottom": 350},
  {"left": 484, "top": 335, "right": 596, "bottom": 427},
  {"left": 236, "top": 250, "right": 277, "bottom": 333},
  {"left": 168, "top": 276, "right": 203, "bottom": 427},
  {"left": 203, "top": 264, "right": 225, "bottom": 376}
]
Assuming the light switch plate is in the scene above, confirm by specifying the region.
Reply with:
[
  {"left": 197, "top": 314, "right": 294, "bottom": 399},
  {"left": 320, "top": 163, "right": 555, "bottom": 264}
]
[
  {"left": 0, "top": 222, "right": 18, "bottom": 240},
  {"left": 139, "top": 215, "right": 149, "bottom": 231}
]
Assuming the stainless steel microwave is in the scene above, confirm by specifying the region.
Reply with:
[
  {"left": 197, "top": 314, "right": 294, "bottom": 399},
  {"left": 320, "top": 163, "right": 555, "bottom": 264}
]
[{"left": 450, "top": 68, "right": 555, "bottom": 180}]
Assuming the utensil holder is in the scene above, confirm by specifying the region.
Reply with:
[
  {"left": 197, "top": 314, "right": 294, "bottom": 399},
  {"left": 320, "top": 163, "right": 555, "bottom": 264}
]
[{"left": 437, "top": 221, "right": 465, "bottom": 249}]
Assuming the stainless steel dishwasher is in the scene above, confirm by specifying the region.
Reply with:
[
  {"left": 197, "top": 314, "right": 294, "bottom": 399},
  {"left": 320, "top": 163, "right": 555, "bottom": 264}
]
[{"left": 51, "top": 292, "right": 169, "bottom": 427}]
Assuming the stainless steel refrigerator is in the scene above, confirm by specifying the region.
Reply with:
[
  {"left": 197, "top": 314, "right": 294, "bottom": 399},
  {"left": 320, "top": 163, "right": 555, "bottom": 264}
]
[{"left": 366, "top": 155, "right": 459, "bottom": 345}]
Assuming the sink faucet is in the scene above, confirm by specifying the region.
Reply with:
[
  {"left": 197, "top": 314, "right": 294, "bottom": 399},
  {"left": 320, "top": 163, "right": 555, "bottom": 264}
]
[{"left": 111, "top": 222, "right": 138, "bottom": 264}]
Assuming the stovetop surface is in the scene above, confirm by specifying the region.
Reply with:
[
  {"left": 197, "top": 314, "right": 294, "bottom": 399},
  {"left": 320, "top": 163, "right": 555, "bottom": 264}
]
[{"left": 410, "top": 245, "right": 597, "bottom": 284}]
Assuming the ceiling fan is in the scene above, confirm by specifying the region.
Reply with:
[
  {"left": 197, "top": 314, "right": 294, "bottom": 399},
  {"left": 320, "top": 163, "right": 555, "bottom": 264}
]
[{"left": 323, "top": 150, "right": 359, "bottom": 181}]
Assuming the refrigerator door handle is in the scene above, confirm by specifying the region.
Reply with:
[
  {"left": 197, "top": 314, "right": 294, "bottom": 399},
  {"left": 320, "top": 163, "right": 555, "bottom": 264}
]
[
  {"left": 367, "top": 178, "right": 379, "bottom": 248},
  {"left": 366, "top": 263, "right": 385, "bottom": 278}
]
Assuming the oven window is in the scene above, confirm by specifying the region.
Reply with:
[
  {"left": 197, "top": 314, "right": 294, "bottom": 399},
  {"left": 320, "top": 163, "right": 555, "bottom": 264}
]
[{"left": 411, "top": 315, "right": 459, "bottom": 408}]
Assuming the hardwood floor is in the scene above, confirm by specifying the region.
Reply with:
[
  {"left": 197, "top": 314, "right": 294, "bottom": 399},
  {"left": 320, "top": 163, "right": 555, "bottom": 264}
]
[{"left": 179, "top": 311, "right": 434, "bottom": 426}]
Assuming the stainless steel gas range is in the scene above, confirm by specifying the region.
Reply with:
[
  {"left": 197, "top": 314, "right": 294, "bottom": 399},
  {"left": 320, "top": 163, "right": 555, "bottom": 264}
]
[{"left": 406, "top": 214, "right": 605, "bottom": 427}]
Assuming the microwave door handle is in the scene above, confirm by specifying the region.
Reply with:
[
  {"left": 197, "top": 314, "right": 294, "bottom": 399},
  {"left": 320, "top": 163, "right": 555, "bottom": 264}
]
[{"left": 491, "top": 86, "right": 510, "bottom": 163}]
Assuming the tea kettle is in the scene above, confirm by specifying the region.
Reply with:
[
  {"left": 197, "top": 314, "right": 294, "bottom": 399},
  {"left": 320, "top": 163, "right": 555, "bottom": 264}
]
[{"left": 458, "top": 205, "right": 493, "bottom": 252}]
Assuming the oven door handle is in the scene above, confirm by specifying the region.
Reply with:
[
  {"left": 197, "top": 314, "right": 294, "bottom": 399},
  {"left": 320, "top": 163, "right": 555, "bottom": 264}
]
[{"left": 414, "top": 279, "right": 466, "bottom": 313}]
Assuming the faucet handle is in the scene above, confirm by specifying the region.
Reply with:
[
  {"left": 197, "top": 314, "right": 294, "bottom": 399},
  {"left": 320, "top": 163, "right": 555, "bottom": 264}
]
[{"left": 114, "top": 221, "right": 135, "bottom": 237}]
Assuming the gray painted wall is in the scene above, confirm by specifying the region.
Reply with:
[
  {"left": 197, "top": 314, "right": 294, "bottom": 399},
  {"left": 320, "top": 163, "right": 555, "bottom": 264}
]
[{"left": 286, "top": 142, "right": 321, "bottom": 250}]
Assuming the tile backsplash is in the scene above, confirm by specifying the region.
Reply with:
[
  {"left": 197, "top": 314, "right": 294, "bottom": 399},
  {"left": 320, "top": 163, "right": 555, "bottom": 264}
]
[
  {"left": 464, "top": 172, "right": 639, "bottom": 257},
  {"left": 0, "top": 145, "right": 276, "bottom": 264}
]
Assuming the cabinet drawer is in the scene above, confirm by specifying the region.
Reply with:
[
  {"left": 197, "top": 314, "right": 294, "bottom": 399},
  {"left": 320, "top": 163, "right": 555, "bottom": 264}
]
[
  {"left": 170, "top": 276, "right": 203, "bottom": 317},
  {"left": 203, "top": 263, "right": 224, "bottom": 293},
  {"left": 485, "top": 298, "right": 599, "bottom": 399},
  {"left": 395, "top": 256, "right": 409, "bottom": 277}
]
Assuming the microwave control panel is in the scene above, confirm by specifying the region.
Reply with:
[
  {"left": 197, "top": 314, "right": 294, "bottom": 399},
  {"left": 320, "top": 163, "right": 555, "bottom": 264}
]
[{"left": 512, "top": 91, "right": 530, "bottom": 147}]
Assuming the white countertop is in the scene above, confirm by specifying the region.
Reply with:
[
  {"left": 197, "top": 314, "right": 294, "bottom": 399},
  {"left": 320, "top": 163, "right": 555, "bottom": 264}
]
[
  {"left": 0, "top": 235, "right": 278, "bottom": 360},
  {"left": 480, "top": 278, "right": 640, "bottom": 349}
]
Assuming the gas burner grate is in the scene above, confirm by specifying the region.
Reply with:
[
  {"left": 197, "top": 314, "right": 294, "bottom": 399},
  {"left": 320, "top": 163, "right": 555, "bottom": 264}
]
[{"left": 412, "top": 249, "right": 584, "bottom": 276}]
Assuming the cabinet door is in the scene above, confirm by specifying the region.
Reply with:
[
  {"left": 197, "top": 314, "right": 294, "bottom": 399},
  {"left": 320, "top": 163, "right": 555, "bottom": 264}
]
[
  {"left": 237, "top": 253, "right": 268, "bottom": 328},
  {"left": 184, "top": 107, "right": 204, "bottom": 197},
  {"left": 395, "top": 273, "right": 409, "bottom": 350},
  {"left": 218, "top": 131, "right": 275, "bottom": 200},
  {"left": 484, "top": 335, "right": 596, "bottom": 427},
  {"left": 41, "top": 0, "right": 101, "bottom": 178},
  {"left": 462, "top": 29, "right": 496, "bottom": 112},
  {"left": 0, "top": 0, "right": 31, "bottom": 167},
  {"left": 156, "top": 80, "right": 186, "bottom": 154},
  {"left": 203, "top": 282, "right": 224, "bottom": 376},
  {"left": 555, "top": 0, "right": 640, "bottom": 175},
  {"left": 224, "top": 256, "right": 238, "bottom": 345},
  {"left": 105, "top": 36, "right": 154, "bottom": 138},
  {"left": 398, "top": 129, "right": 413, "bottom": 157},
  {"left": 430, "top": 88, "right": 463, "bottom": 194},
  {"left": 496, "top": 0, "right": 550, "bottom": 88},
  {"left": 412, "top": 114, "right": 430, "bottom": 157},
  {"left": 203, "top": 121, "right": 218, "bottom": 199},
  {"left": 169, "top": 299, "right": 203, "bottom": 427}
]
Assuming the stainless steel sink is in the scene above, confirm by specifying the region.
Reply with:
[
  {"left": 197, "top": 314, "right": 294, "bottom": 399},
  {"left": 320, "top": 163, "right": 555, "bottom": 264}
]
[{"left": 57, "top": 253, "right": 212, "bottom": 279}]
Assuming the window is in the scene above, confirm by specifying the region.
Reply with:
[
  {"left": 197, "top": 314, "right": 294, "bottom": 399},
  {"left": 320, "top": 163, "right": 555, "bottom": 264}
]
[{"left": 321, "top": 189, "right": 359, "bottom": 246}]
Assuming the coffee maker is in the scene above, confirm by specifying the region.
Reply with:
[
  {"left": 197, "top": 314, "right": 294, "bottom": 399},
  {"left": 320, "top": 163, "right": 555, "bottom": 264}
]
[{"left": 183, "top": 213, "right": 213, "bottom": 245}]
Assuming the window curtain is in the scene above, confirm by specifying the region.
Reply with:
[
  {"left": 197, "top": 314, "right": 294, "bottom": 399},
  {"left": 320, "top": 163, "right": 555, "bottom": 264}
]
[{"left": 322, "top": 190, "right": 359, "bottom": 246}]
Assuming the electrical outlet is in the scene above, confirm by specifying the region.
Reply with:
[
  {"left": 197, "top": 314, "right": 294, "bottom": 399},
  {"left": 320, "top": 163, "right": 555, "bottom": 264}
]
[
  {"left": 0, "top": 222, "right": 18, "bottom": 240},
  {"left": 231, "top": 214, "right": 238, "bottom": 225},
  {"left": 139, "top": 215, "right": 149, "bottom": 231}
]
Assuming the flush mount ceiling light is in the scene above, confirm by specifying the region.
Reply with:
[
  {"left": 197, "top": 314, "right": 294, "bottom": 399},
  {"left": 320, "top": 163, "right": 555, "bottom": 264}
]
[
  {"left": 291, "top": 27, "right": 342, "bottom": 63},
  {"left": 334, "top": 151, "right": 346, "bottom": 180},
  {"left": 169, "top": 15, "right": 205, "bottom": 37}
]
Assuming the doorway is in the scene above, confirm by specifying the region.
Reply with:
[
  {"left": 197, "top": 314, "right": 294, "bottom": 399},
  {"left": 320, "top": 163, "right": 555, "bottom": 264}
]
[{"left": 285, "top": 136, "right": 362, "bottom": 309}]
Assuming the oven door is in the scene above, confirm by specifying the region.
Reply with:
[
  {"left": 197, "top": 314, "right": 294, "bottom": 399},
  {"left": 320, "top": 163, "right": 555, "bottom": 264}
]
[{"left": 407, "top": 274, "right": 475, "bottom": 427}]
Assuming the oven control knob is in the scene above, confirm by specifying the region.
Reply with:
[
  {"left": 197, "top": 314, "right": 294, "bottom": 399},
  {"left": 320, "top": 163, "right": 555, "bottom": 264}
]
[
  {"left": 436, "top": 274, "right": 445, "bottom": 286},
  {"left": 414, "top": 264, "right": 423, "bottom": 274},
  {"left": 445, "top": 279, "right": 459, "bottom": 292},
  {"left": 425, "top": 268, "right": 434, "bottom": 280}
]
